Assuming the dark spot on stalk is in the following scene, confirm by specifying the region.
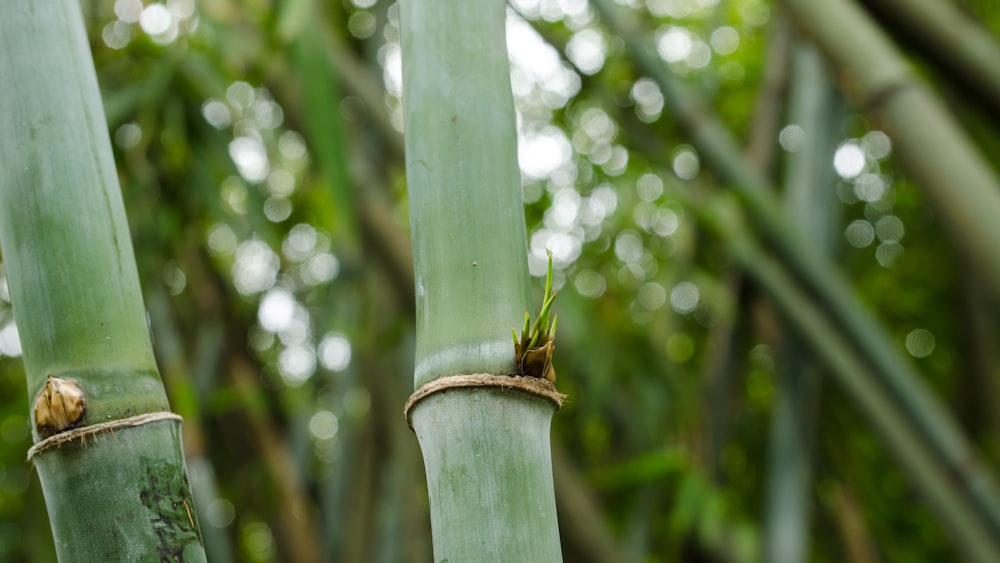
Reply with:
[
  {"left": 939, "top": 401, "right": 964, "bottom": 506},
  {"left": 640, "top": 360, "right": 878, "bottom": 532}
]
[{"left": 139, "top": 457, "right": 202, "bottom": 558}]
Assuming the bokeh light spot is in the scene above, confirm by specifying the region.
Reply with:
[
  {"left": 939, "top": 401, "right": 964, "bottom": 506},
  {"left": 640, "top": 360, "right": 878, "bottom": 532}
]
[
  {"left": 875, "top": 215, "right": 905, "bottom": 242},
  {"left": 834, "top": 142, "right": 866, "bottom": 179},
  {"left": 279, "top": 345, "right": 316, "bottom": 386},
  {"left": 905, "top": 328, "right": 935, "bottom": 358},
  {"left": 710, "top": 26, "right": 739, "bottom": 55},
  {"left": 206, "top": 499, "right": 235, "bottom": 528},
  {"left": 666, "top": 333, "right": 695, "bottom": 363},
  {"left": 672, "top": 147, "right": 700, "bottom": 180},
  {"left": 657, "top": 27, "right": 692, "bottom": 63},
  {"left": 139, "top": 4, "right": 172, "bottom": 36},
  {"left": 566, "top": 28, "right": 606, "bottom": 75},
  {"left": 0, "top": 322, "right": 21, "bottom": 358},
  {"left": 574, "top": 270, "right": 606, "bottom": 298},
  {"left": 876, "top": 241, "right": 904, "bottom": 267},
  {"left": 309, "top": 410, "right": 339, "bottom": 441},
  {"left": 670, "top": 281, "right": 700, "bottom": 314},
  {"left": 779, "top": 125, "right": 805, "bottom": 153},
  {"left": 862, "top": 130, "right": 892, "bottom": 160},
  {"left": 258, "top": 289, "right": 295, "bottom": 333},
  {"left": 318, "top": 333, "right": 352, "bottom": 372},
  {"left": 845, "top": 220, "right": 875, "bottom": 248}
]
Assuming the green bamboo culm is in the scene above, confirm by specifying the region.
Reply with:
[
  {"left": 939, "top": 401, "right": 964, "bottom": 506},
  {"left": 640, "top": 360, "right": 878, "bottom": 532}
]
[
  {"left": 0, "top": 2, "right": 206, "bottom": 561},
  {"left": 398, "top": 0, "right": 563, "bottom": 559},
  {"left": 402, "top": 0, "right": 532, "bottom": 387}
]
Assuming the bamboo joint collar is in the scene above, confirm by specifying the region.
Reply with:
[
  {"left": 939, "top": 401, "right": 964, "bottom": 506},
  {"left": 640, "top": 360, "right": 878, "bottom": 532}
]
[
  {"left": 27, "top": 412, "right": 182, "bottom": 461},
  {"left": 403, "top": 374, "right": 565, "bottom": 429}
]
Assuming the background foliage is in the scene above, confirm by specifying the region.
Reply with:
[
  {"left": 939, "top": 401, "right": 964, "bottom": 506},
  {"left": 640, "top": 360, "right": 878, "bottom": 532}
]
[{"left": 1, "top": 0, "right": 999, "bottom": 561}]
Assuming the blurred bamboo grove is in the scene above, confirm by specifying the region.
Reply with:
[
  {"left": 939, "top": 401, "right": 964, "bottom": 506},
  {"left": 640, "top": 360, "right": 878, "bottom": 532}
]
[{"left": 0, "top": 0, "right": 999, "bottom": 560}]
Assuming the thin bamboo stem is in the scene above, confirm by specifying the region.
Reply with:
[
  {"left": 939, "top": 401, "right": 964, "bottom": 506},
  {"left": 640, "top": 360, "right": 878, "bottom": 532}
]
[{"left": 763, "top": 43, "right": 839, "bottom": 563}]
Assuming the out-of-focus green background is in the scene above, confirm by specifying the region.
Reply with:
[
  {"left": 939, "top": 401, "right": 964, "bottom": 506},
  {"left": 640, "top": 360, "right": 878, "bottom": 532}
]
[{"left": 2, "top": 0, "right": 1000, "bottom": 561}]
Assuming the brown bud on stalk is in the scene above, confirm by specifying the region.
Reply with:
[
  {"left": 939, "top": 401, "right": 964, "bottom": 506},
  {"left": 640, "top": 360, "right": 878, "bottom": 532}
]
[
  {"left": 522, "top": 339, "right": 556, "bottom": 383},
  {"left": 33, "top": 375, "right": 86, "bottom": 438}
]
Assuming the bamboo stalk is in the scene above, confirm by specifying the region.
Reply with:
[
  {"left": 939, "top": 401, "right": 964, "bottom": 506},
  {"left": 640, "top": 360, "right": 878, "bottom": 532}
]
[
  {"left": 0, "top": 2, "right": 205, "bottom": 560},
  {"left": 829, "top": 483, "right": 882, "bottom": 563},
  {"left": 763, "top": 43, "right": 839, "bottom": 563},
  {"left": 400, "top": 0, "right": 532, "bottom": 387},
  {"left": 860, "top": 0, "right": 1000, "bottom": 119},
  {"left": 552, "top": 443, "right": 626, "bottom": 563},
  {"left": 782, "top": 0, "right": 1000, "bottom": 540},
  {"left": 398, "top": 0, "right": 563, "bottom": 558}
]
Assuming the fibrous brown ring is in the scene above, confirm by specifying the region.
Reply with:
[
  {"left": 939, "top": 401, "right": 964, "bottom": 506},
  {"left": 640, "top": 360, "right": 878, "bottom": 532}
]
[
  {"left": 403, "top": 373, "right": 565, "bottom": 429},
  {"left": 27, "top": 412, "right": 182, "bottom": 461}
]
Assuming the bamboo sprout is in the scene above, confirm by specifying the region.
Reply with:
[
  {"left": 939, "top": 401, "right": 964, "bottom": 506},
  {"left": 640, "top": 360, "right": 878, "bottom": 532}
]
[{"left": 0, "top": 2, "right": 205, "bottom": 560}]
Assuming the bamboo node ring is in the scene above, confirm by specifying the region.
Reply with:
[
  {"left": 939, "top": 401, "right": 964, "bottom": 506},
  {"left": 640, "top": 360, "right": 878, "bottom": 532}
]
[
  {"left": 26, "top": 412, "right": 182, "bottom": 461},
  {"left": 403, "top": 374, "right": 566, "bottom": 429}
]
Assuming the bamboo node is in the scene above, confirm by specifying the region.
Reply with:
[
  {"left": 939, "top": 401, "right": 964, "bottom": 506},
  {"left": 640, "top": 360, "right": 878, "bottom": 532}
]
[
  {"left": 26, "top": 412, "right": 182, "bottom": 461},
  {"left": 403, "top": 374, "right": 566, "bottom": 429}
]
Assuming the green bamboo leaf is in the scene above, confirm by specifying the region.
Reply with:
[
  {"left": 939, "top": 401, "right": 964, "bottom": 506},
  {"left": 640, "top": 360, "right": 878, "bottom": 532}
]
[
  {"left": 528, "top": 290, "right": 558, "bottom": 350},
  {"left": 544, "top": 248, "right": 553, "bottom": 302},
  {"left": 522, "top": 308, "right": 532, "bottom": 343}
]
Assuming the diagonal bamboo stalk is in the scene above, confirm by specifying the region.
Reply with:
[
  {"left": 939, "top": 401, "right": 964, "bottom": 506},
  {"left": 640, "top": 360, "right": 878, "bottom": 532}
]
[{"left": 860, "top": 0, "right": 1000, "bottom": 119}]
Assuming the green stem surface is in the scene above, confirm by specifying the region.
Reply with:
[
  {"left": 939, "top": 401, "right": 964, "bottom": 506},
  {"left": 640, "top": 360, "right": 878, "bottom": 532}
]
[
  {"left": 763, "top": 44, "right": 838, "bottom": 563},
  {"left": 0, "top": 2, "right": 205, "bottom": 560},
  {"left": 411, "top": 389, "right": 561, "bottom": 561},
  {"left": 399, "top": 0, "right": 562, "bottom": 559},
  {"left": 400, "top": 0, "right": 531, "bottom": 388},
  {"left": 0, "top": 1, "right": 167, "bottom": 427}
]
